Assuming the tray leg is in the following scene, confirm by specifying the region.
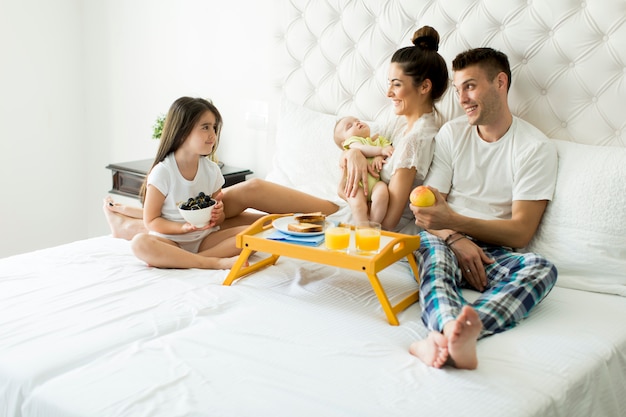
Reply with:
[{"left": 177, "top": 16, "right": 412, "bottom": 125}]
[
  {"left": 223, "top": 250, "right": 280, "bottom": 286},
  {"left": 406, "top": 252, "right": 420, "bottom": 285},
  {"left": 388, "top": 252, "right": 421, "bottom": 320},
  {"left": 391, "top": 290, "right": 419, "bottom": 316},
  {"left": 366, "top": 252, "right": 421, "bottom": 326},
  {"left": 366, "top": 272, "right": 400, "bottom": 326}
]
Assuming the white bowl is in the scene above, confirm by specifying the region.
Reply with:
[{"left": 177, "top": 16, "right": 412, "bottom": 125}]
[{"left": 178, "top": 204, "right": 214, "bottom": 228}]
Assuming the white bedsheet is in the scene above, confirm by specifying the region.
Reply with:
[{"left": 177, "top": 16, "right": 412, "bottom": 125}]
[{"left": 1, "top": 236, "right": 625, "bottom": 417}]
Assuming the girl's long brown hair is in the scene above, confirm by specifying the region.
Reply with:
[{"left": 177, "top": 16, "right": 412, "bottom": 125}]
[{"left": 139, "top": 97, "right": 222, "bottom": 204}]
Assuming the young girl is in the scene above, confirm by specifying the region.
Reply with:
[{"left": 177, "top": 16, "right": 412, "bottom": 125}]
[{"left": 130, "top": 97, "right": 248, "bottom": 270}]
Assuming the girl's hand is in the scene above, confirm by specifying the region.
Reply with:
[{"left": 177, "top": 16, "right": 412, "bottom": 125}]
[
  {"left": 207, "top": 189, "right": 226, "bottom": 227},
  {"left": 181, "top": 222, "right": 213, "bottom": 233},
  {"left": 208, "top": 199, "right": 224, "bottom": 227}
]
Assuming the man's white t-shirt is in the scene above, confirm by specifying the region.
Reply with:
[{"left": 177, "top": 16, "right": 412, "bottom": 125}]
[{"left": 425, "top": 116, "right": 557, "bottom": 221}]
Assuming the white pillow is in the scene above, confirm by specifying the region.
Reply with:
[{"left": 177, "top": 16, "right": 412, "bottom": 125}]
[
  {"left": 266, "top": 99, "right": 352, "bottom": 221},
  {"left": 266, "top": 99, "right": 341, "bottom": 201},
  {"left": 527, "top": 140, "right": 626, "bottom": 296}
]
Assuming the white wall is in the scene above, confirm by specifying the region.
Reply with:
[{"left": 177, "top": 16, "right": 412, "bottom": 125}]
[
  {"left": 1, "top": 0, "right": 277, "bottom": 257},
  {"left": 0, "top": 0, "right": 85, "bottom": 257}
]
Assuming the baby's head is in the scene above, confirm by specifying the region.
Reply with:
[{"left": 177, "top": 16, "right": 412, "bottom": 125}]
[{"left": 333, "top": 116, "right": 371, "bottom": 148}]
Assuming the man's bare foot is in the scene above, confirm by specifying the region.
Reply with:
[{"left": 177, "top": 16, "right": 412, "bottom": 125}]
[
  {"left": 444, "top": 305, "right": 482, "bottom": 369},
  {"left": 409, "top": 331, "right": 449, "bottom": 368}
]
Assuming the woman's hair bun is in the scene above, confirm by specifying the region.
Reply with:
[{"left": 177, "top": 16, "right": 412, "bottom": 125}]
[{"left": 412, "top": 26, "right": 440, "bottom": 52}]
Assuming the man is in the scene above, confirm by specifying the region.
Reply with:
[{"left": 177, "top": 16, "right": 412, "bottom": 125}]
[{"left": 409, "top": 48, "right": 558, "bottom": 369}]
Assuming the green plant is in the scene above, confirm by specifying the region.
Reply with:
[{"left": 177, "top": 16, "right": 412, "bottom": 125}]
[{"left": 152, "top": 114, "right": 166, "bottom": 139}]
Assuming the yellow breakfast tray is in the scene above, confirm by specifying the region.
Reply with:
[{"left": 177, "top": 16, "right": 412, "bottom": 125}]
[{"left": 223, "top": 214, "right": 421, "bottom": 325}]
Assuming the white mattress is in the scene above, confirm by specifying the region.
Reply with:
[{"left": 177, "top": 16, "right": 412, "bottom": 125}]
[{"left": 1, "top": 236, "right": 625, "bottom": 417}]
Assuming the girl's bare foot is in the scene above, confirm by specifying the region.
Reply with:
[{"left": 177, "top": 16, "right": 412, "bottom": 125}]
[
  {"left": 103, "top": 197, "right": 147, "bottom": 240},
  {"left": 103, "top": 198, "right": 128, "bottom": 239},
  {"left": 409, "top": 331, "right": 449, "bottom": 368},
  {"left": 445, "top": 305, "right": 482, "bottom": 369},
  {"left": 214, "top": 255, "right": 243, "bottom": 270}
]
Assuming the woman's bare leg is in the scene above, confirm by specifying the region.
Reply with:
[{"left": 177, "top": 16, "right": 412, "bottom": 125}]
[
  {"left": 222, "top": 178, "right": 339, "bottom": 218},
  {"left": 220, "top": 211, "right": 266, "bottom": 229}
]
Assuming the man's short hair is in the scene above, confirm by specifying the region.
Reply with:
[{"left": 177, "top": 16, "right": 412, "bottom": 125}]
[{"left": 452, "top": 47, "right": 512, "bottom": 91}]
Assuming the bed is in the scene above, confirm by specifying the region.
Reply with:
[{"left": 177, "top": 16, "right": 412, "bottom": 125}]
[{"left": 2, "top": 0, "right": 626, "bottom": 416}]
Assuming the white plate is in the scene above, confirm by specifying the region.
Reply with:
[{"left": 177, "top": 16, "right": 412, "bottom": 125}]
[{"left": 272, "top": 215, "right": 332, "bottom": 237}]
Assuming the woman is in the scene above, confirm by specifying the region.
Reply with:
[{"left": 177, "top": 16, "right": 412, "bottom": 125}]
[{"left": 341, "top": 25, "right": 449, "bottom": 233}]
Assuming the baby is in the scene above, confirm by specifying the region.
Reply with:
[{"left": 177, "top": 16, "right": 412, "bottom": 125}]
[{"left": 334, "top": 116, "right": 394, "bottom": 223}]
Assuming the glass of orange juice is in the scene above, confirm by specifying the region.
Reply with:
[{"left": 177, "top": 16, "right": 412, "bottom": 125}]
[
  {"left": 355, "top": 221, "right": 381, "bottom": 255},
  {"left": 324, "top": 226, "right": 351, "bottom": 252}
]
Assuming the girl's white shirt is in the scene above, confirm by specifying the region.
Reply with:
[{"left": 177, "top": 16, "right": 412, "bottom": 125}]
[{"left": 147, "top": 153, "right": 224, "bottom": 243}]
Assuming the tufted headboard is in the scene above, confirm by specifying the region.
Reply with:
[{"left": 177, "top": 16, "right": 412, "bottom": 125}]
[
  {"left": 275, "top": 0, "right": 626, "bottom": 148},
  {"left": 269, "top": 0, "right": 626, "bottom": 296}
]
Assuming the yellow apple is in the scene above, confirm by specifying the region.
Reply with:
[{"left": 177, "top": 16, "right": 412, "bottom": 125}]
[{"left": 410, "top": 186, "right": 435, "bottom": 207}]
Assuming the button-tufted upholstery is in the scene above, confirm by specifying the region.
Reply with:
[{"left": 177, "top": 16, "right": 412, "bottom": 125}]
[
  {"left": 276, "top": 0, "right": 625, "bottom": 147},
  {"left": 269, "top": 0, "right": 626, "bottom": 296}
]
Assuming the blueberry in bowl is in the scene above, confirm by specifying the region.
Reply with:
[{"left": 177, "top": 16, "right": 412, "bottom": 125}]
[{"left": 178, "top": 192, "right": 216, "bottom": 227}]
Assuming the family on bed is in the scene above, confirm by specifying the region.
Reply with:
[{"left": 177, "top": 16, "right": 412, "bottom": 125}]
[{"left": 103, "top": 26, "right": 558, "bottom": 371}]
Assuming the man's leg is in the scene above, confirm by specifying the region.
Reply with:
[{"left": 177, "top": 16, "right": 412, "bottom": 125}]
[
  {"left": 471, "top": 245, "right": 557, "bottom": 337},
  {"left": 410, "top": 232, "right": 478, "bottom": 368}
]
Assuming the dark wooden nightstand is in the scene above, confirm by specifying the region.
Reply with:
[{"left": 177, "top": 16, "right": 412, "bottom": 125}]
[{"left": 106, "top": 159, "right": 253, "bottom": 199}]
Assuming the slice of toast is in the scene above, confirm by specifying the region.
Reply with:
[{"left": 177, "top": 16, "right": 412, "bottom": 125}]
[
  {"left": 287, "top": 222, "right": 323, "bottom": 233},
  {"left": 294, "top": 212, "right": 326, "bottom": 225}
]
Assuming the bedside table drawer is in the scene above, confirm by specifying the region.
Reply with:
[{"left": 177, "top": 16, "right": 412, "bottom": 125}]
[{"left": 110, "top": 171, "right": 145, "bottom": 198}]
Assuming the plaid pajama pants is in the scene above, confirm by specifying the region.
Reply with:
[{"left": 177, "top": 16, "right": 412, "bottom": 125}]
[{"left": 415, "top": 231, "right": 557, "bottom": 338}]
